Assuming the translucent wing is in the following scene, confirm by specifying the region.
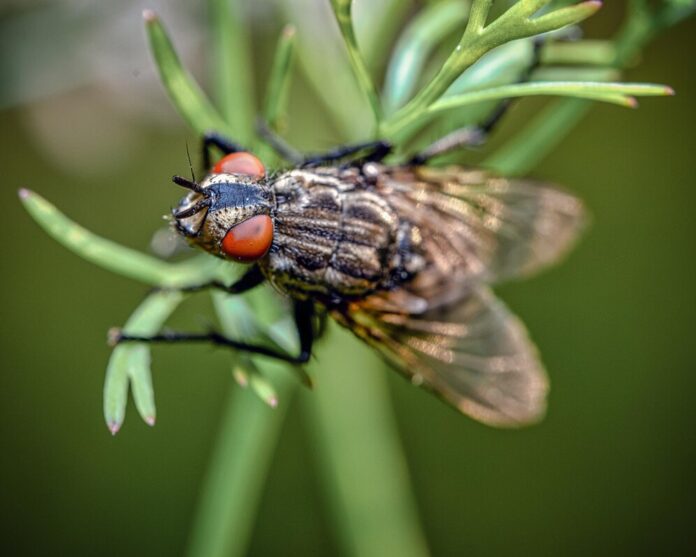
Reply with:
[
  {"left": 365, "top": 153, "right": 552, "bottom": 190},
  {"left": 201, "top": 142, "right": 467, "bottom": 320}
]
[
  {"left": 334, "top": 287, "right": 548, "bottom": 427},
  {"left": 381, "top": 165, "right": 586, "bottom": 287}
]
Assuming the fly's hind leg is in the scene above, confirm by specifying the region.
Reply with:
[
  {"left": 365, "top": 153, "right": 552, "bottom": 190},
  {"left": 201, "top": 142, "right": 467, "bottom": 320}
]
[{"left": 110, "top": 293, "right": 315, "bottom": 366}]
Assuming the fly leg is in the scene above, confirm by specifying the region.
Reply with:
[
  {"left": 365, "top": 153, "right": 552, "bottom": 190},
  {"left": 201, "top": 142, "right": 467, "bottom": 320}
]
[
  {"left": 300, "top": 141, "right": 392, "bottom": 167},
  {"left": 256, "top": 119, "right": 392, "bottom": 167},
  {"left": 178, "top": 264, "right": 266, "bottom": 295},
  {"left": 112, "top": 293, "right": 315, "bottom": 365},
  {"left": 202, "top": 132, "right": 247, "bottom": 170},
  {"left": 410, "top": 38, "right": 544, "bottom": 165}
]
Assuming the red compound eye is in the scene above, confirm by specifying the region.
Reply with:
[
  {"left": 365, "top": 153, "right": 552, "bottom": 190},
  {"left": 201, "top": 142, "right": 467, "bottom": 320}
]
[
  {"left": 221, "top": 215, "right": 273, "bottom": 262},
  {"left": 212, "top": 152, "right": 266, "bottom": 178}
]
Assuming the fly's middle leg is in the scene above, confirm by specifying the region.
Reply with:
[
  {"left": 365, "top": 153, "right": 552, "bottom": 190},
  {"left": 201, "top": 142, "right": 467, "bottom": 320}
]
[{"left": 177, "top": 265, "right": 266, "bottom": 295}]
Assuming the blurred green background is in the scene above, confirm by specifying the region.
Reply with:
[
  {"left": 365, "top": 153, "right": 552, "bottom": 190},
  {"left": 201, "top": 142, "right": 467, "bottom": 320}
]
[{"left": 1, "top": 1, "right": 695, "bottom": 555}]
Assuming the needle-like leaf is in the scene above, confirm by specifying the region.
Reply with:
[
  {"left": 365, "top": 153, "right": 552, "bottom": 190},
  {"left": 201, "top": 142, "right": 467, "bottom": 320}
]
[{"left": 143, "top": 9, "right": 232, "bottom": 137}]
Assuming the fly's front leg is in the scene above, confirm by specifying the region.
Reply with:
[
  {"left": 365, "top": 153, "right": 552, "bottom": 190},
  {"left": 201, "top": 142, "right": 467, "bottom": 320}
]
[
  {"left": 110, "top": 294, "right": 315, "bottom": 366},
  {"left": 202, "top": 132, "right": 247, "bottom": 170}
]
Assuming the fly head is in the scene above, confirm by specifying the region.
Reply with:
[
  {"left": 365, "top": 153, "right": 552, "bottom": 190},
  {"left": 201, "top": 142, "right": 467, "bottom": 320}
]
[{"left": 171, "top": 172, "right": 274, "bottom": 263}]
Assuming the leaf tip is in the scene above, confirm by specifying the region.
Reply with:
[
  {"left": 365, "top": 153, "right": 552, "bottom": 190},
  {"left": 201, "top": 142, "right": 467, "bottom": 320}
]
[
  {"left": 626, "top": 96, "right": 639, "bottom": 108},
  {"left": 233, "top": 368, "right": 249, "bottom": 388},
  {"left": 145, "top": 415, "right": 156, "bottom": 427},
  {"left": 282, "top": 24, "right": 296, "bottom": 39},
  {"left": 664, "top": 86, "right": 676, "bottom": 96},
  {"left": 584, "top": 0, "right": 603, "bottom": 9},
  {"left": 107, "top": 327, "right": 122, "bottom": 347},
  {"left": 18, "top": 188, "right": 32, "bottom": 201},
  {"left": 142, "top": 9, "right": 158, "bottom": 24},
  {"left": 107, "top": 421, "right": 121, "bottom": 436},
  {"left": 268, "top": 396, "right": 279, "bottom": 409}
]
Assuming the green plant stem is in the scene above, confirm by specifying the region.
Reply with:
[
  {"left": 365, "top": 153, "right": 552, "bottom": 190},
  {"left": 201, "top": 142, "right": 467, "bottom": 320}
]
[
  {"left": 305, "top": 325, "right": 430, "bottom": 557},
  {"left": 185, "top": 369, "right": 296, "bottom": 557}
]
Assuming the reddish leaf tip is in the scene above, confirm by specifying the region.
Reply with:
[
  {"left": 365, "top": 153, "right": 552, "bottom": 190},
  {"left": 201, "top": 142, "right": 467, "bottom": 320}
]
[
  {"left": 142, "top": 9, "right": 157, "bottom": 23},
  {"left": 269, "top": 397, "right": 279, "bottom": 409},
  {"left": 145, "top": 416, "right": 156, "bottom": 427},
  {"left": 108, "top": 422, "right": 121, "bottom": 435},
  {"left": 107, "top": 327, "right": 122, "bottom": 347},
  {"left": 626, "top": 96, "right": 639, "bottom": 108},
  {"left": 18, "top": 188, "right": 31, "bottom": 200},
  {"left": 665, "top": 86, "right": 676, "bottom": 96},
  {"left": 233, "top": 371, "right": 248, "bottom": 388}
]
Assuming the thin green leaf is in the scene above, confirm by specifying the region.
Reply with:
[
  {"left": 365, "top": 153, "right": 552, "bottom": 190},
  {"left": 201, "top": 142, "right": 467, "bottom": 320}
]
[
  {"left": 19, "top": 189, "right": 224, "bottom": 287},
  {"left": 531, "top": 67, "right": 620, "bottom": 82},
  {"left": 329, "top": 0, "right": 382, "bottom": 124},
  {"left": 128, "top": 345, "right": 156, "bottom": 425},
  {"left": 484, "top": 97, "right": 590, "bottom": 175},
  {"left": 541, "top": 40, "right": 616, "bottom": 66},
  {"left": 257, "top": 25, "right": 297, "bottom": 163},
  {"left": 262, "top": 25, "right": 297, "bottom": 131},
  {"left": 143, "top": 9, "right": 232, "bottom": 137},
  {"left": 382, "top": 0, "right": 470, "bottom": 114},
  {"left": 524, "top": 1, "right": 603, "bottom": 35},
  {"left": 103, "top": 290, "right": 185, "bottom": 433},
  {"left": 208, "top": 0, "right": 255, "bottom": 141},
  {"left": 381, "top": 0, "right": 603, "bottom": 139},
  {"left": 466, "top": 0, "right": 493, "bottom": 33},
  {"left": 103, "top": 348, "right": 130, "bottom": 435},
  {"left": 427, "top": 81, "right": 674, "bottom": 116}
]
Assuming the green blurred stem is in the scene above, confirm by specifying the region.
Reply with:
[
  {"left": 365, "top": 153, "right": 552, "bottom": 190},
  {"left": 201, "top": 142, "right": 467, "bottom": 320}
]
[
  {"left": 186, "top": 369, "right": 296, "bottom": 557},
  {"left": 256, "top": 25, "right": 297, "bottom": 163},
  {"left": 208, "top": 0, "right": 255, "bottom": 142},
  {"left": 305, "top": 325, "right": 430, "bottom": 557}
]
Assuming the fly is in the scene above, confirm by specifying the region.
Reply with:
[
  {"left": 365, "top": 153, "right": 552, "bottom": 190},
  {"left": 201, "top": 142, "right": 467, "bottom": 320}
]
[{"left": 114, "top": 126, "right": 585, "bottom": 427}]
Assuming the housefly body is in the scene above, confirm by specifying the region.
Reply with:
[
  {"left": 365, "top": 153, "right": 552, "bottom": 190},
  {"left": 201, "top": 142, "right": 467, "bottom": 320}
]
[{"left": 115, "top": 130, "right": 585, "bottom": 427}]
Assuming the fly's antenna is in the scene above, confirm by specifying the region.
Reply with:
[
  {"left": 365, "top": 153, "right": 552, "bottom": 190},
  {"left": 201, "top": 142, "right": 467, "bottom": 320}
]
[
  {"left": 172, "top": 175, "right": 206, "bottom": 194},
  {"left": 185, "top": 140, "right": 197, "bottom": 183},
  {"left": 172, "top": 198, "right": 211, "bottom": 219}
]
